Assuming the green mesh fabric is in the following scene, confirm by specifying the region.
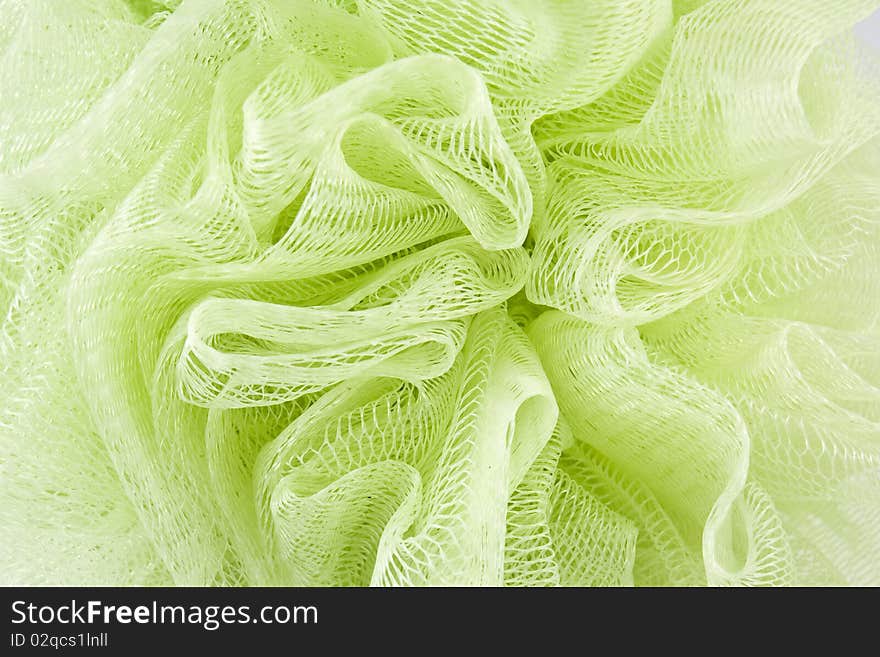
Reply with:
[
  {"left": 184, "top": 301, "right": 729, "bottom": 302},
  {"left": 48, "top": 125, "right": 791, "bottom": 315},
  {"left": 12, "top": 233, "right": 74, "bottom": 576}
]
[{"left": 1, "top": 0, "right": 878, "bottom": 586}]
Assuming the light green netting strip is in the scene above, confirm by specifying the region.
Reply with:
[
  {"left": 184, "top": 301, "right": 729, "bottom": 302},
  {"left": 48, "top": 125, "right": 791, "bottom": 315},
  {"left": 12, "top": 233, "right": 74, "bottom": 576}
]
[{"left": 1, "top": 0, "right": 879, "bottom": 586}]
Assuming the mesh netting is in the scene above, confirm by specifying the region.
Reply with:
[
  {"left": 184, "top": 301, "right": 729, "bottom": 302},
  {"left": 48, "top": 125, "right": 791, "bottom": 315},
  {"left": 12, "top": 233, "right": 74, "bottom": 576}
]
[{"left": 1, "top": 0, "right": 879, "bottom": 586}]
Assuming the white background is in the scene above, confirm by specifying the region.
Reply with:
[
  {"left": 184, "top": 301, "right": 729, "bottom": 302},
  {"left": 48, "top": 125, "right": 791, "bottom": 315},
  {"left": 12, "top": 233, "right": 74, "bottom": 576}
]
[{"left": 855, "top": 8, "right": 880, "bottom": 50}]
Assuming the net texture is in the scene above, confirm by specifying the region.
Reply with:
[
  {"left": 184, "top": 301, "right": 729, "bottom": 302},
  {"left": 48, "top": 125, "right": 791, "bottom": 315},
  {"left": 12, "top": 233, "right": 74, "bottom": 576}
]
[{"left": 1, "top": 0, "right": 879, "bottom": 586}]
